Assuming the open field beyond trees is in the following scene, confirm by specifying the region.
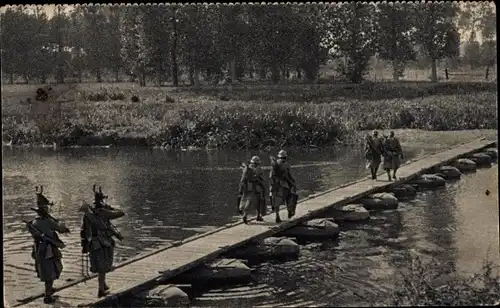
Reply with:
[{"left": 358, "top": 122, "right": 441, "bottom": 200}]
[{"left": 1, "top": 81, "right": 497, "bottom": 149}]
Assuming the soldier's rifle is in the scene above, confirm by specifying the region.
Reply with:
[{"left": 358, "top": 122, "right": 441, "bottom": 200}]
[
  {"left": 23, "top": 220, "right": 66, "bottom": 249},
  {"left": 91, "top": 185, "right": 124, "bottom": 241},
  {"left": 30, "top": 206, "right": 71, "bottom": 234},
  {"left": 82, "top": 202, "right": 124, "bottom": 242}
]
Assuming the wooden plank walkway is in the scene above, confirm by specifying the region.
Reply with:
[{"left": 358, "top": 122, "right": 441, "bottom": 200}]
[{"left": 13, "top": 138, "right": 496, "bottom": 308}]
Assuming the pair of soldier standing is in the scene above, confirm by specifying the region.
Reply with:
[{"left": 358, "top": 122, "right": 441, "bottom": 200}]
[
  {"left": 365, "top": 130, "right": 404, "bottom": 181},
  {"left": 238, "top": 150, "right": 298, "bottom": 224},
  {"left": 26, "top": 185, "right": 124, "bottom": 303}
]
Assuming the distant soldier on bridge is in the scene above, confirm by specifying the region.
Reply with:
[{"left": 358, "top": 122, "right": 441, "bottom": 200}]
[
  {"left": 238, "top": 156, "right": 267, "bottom": 224},
  {"left": 270, "top": 150, "right": 298, "bottom": 223},
  {"left": 26, "top": 186, "right": 70, "bottom": 304},
  {"left": 382, "top": 131, "right": 404, "bottom": 181},
  {"left": 365, "top": 131, "right": 385, "bottom": 180},
  {"left": 79, "top": 185, "right": 125, "bottom": 297}
]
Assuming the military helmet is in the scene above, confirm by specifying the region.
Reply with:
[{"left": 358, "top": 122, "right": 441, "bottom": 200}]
[
  {"left": 250, "top": 156, "right": 261, "bottom": 164},
  {"left": 278, "top": 150, "right": 287, "bottom": 158}
]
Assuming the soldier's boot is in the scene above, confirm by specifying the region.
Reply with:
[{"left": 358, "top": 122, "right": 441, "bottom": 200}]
[
  {"left": 43, "top": 281, "right": 56, "bottom": 304},
  {"left": 386, "top": 170, "right": 392, "bottom": 181},
  {"left": 242, "top": 215, "right": 248, "bottom": 224},
  {"left": 98, "top": 273, "right": 110, "bottom": 297},
  {"left": 392, "top": 170, "right": 398, "bottom": 180},
  {"left": 374, "top": 166, "right": 379, "bottom": 179},
  {"left": 275, "top": 211, "right": 282, "bottom": 223},
  {"left": 256, "top": 208, "right": 263, "bottom": 221}
]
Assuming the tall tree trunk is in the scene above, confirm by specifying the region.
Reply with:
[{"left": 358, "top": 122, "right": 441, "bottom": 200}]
[
  {"left": 171, "top": 8, "right": 179, "bottom": 87},
  {"left": 430, "top": 58, "right": 438, "bottom": 82},
  {"left": 485, "top": 65, "right": 490, "bottom": 81},
  {"left": 9, "top": 73, "right": 14, "bottom": 84},
  {"left": 55, "top": 7, "right": 64, "bottom": 84},
  {"left": 259, "top": 65, "right": 266, "bottom": 80},
  {"left": 271, "top": 64, "right": 279, "bottom": 84},
  {"left": 140, "top": 73, "right": 146, "bottom": 87},
  {"left": 115, "top": 69, "right": 120, "bottom": 82},
  {"left": 392, "top": 59, "right": 400, "bottom": 81},
  {"left": 230, "top": 59, "right": 237, "bottom": 83},
  {"left": 96, "top": 68, "right": 102, "bottom": 83},
  {"left": 194, "top": 66, "right": 200, "bottom": 88},
  {"left": 296, "top": 68, "right": 302, "bottom": 80},
  {"left": 189, "top": 64, "right": 195, "bottom": 85},
  {"left": 248, "top": 64, "right": 254, "bottom": 79},
  {"left": 56, "top": 46, "right": 65, "bottom": 84}
]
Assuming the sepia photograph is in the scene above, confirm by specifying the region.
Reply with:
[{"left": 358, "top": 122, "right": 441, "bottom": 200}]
[{"left": 1, "top": 2, "right": 498, "bottom": 307}]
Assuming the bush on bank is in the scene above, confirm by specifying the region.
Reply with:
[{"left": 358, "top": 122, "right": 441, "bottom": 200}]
[
  {"left": 389, "top": 252, "right": 500, "bottom": 306},
  {"left": 173, "top": 81, "right": 498, "bottom": 102},
  {"left": 1, "top": 84, "right": 497, "bottom": 148}
]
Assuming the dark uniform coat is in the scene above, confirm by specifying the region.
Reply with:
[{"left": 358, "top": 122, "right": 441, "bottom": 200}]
[
  {"left": 365, "top": 136, "right": 384, "bottom": 169},
  {"left": 383, "top": 137, "right": 403, "bottom": 170},
  {"left": 269, "top": 159, "right": 297, "bottom": 215},
  {"left": 81, "top": 207, "right": 124, "bottom": 273},
  {"left": 28, "top": 216, "right": 68, "bottom": 282},
  {"left": 239, "top": 163, "right": 266, "bottom": 215}
]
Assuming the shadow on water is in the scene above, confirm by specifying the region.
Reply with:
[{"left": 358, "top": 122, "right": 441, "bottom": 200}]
[{"left": 3, "top": 145, "right": 497, "bottom": 306}]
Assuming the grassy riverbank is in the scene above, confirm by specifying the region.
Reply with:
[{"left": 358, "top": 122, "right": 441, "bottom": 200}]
[{"left": 1, "top": 82, "right": 497, "bottom": 148}]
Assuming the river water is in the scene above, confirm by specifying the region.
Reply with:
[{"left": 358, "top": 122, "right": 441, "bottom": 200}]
[{"left": 2, "top": 145, "right": 499, "bottom": 306}]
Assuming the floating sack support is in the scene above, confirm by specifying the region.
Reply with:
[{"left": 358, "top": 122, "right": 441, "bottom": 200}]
[
  {"left": 391, "top": 184, "right": 417, "bottom": 200},
  {"left": 468, "top": 152, "right": 493, "bottom": 167},
  {"left": 224, "top": 237, "right": 299, "bottom": 261},
  {"left": 452, "top": 158, "right": 477, "bottom": 173},
  {"left": 408, "top": 174, "right": 446, "bottom": 189},
  {"left": 138, "top": 284, "right": 190, "bottom": 307},
  {"left": 170, "top": 259, "right": 251, "bottom": 284},
  {"left": 359, "top": 192, "right": 399, "bottom": 211},
  {"left": 277, "top": 218, "right": 340, "bottom": 240},
  {"left": 482, "top": 148, "right": 498, "bottom": 161},
  {"left": 316, "top": 204, "right": 370, "bottom": 222},
  {"left": 435, "top": 166, "right": 462, "bottom": 180}
]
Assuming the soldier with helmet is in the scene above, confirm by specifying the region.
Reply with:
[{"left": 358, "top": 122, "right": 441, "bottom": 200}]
[
  {"left": 25, "top": 186, "right": 70, "bottom": 304},
  {"left": 365, "top": 130, "right": 385, "bottom": 180},
  {"left": 270, "top": 150, "right": 298, "bottom": 223},
  {"left": 79, "top": 185, "right": 125, "bottom": 297},
  {"left": 238, "top": 156, "right": 267, "bottom": 224}
]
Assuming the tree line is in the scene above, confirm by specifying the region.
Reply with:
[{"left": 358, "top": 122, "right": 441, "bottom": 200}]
[{"left": 1, "top": 3, "right": 496, "bottom": 86}]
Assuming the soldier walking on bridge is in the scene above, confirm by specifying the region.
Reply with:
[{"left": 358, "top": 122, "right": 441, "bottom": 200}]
[
  {"left": 365, "top": 131, "right": 385, "bottom": 180},
  {"left": 270, "top": 150, "right": 298, "bottom": 223},
  {"left": 26, "top": 186, "right": 70, "bottom": 304},
  {"left": 382, "top": 131, "right": 404, "bottom": 181},
  {"left": 238, "top": 156, "right": 267, "bottom": 224},
  {"left": 79, "top": 185, "right": 125, "bottom": 297}
]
